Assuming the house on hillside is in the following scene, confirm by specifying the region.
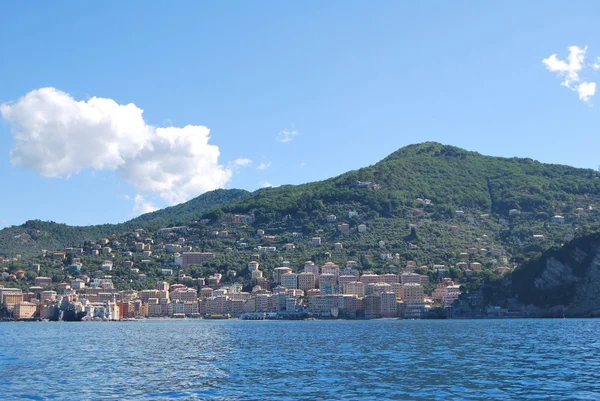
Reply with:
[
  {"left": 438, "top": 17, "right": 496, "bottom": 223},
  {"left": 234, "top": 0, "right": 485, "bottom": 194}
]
[
  {"left": 337, "top": 224, "right": 350, "bottom": 234},
  {"left": 358, "top": 224, "right": 367, "bottom": 233},
  {"left": 552, "top": 215, "right": 565, "bottom": 223}
]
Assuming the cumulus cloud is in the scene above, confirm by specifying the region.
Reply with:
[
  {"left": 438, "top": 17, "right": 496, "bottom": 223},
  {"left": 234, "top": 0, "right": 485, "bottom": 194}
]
[
  {"left": 276, "top": 125, "right": 298, "bottom": 143},
  {"left": 0, "top": 88, "right": 251, "bottom": 210},
  {"left": 542, "top": 46, "right": 597, "bottom": 103},
  {"left": 256, "top": 161, "right": 272, "bottom": 170},
  {"left": 300, "top": 161, "right": 306, "bottom": 168},
  {"left": 577, "top": 81, "right": 597, "bottom": 102},
  {"left": 259, "top": 181, "right": 273, "bottom": 188},
  {"left": 594, "top": 57, "right": 600, "bottom": 71}
]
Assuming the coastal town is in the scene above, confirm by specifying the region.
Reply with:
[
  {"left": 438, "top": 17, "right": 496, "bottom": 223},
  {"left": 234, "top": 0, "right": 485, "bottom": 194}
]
[
  {"left": 1, "top": 194, "right": 582, "bottom": 321},
  {"left": 0, "top": 208, "right": 497, "bottom": 321},
  {"left": 0, "top": 261, "right": 460, "bottom": 321}
]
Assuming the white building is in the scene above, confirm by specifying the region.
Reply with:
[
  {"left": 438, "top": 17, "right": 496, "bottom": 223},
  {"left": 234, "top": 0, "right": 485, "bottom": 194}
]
[{"left": 281, "top": 273, "right": 298, "bottom": 290}]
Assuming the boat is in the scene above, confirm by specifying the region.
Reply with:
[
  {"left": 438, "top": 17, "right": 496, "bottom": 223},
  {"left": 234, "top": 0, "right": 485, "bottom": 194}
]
[{"left": 204, "top": 313, "right": 231, "bottom": 319}]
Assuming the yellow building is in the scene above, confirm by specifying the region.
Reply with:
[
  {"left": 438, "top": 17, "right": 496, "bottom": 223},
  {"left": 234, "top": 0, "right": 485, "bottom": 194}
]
[{"left": 14, "top": 301, "right": 37, "bottom": 320}]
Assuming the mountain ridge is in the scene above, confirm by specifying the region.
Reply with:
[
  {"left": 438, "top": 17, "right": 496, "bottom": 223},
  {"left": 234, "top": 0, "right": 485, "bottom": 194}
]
[{"left": 2, "top": 141, "right": 600, "bottom": 261}]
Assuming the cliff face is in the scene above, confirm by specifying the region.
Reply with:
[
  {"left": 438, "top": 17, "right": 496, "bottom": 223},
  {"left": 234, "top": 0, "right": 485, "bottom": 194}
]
[{"left": 509, "top": 233, "right": 600, "bottom": 317}]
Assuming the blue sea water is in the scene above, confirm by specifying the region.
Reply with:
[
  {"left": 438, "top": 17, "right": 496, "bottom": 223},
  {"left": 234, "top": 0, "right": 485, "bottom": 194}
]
[{"left": 1, "top": 319, "right": 600, "bottom": 400}]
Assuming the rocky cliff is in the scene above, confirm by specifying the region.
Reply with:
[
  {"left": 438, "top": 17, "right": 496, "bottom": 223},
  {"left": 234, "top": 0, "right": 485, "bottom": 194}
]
[{"left": 508, "top": 233, "right": 600, "bottom": 317}]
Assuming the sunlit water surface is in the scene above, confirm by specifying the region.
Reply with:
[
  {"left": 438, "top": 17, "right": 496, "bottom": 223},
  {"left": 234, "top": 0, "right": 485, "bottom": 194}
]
[{"left": 1, "top": 319, "right": 599, "bottom": 400}]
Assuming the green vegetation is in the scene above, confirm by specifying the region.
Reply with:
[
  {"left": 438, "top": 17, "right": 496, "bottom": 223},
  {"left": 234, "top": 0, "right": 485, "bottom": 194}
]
[
  {"left": 0, "top": 189, "right": 250, "bottom": 257},
  {"left": 3, "top": 142, "right": 600, "bottom": 305}
]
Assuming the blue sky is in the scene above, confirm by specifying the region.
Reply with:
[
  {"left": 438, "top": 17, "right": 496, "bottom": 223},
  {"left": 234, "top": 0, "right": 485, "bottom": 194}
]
[{"left": 1, "top": 1, "right": 600, "bottom": 228}]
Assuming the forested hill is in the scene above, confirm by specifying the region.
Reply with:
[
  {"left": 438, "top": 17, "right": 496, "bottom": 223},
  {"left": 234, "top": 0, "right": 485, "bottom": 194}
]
[
  {"left": 0, "top": 189, "right": 250, "bottom": 257},
  {"left": 209, "top": 142, "right": 600, "bottom": 224},
  {"left": 2, "top": 141, "right": 600, "bottom": 262}
]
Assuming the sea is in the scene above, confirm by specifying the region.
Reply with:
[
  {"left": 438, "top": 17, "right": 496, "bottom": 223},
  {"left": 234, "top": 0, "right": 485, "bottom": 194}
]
[{"left": 1, "top": 319, "right": 599, "bottom": 400}]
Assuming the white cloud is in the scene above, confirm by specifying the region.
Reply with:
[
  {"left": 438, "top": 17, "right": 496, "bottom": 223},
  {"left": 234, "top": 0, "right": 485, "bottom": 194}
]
[
  {"left": 593, "top": 57, "right": 600, "bottom": 71},
  {"left": 0, "top": 88, "right": 251, "bottom": 209},
  {"left": 300, "top": 161, "right": 306, "bottom": 168},
  {"left": 132, "top": 195, "right": 158, "bottom": 214},
  {"left": 256, "top": 161, "right": 272, "bottom": 170},
  {"left": 228, "top": 158, "right": 253, "bottom": 172},
  {"left": 542, "top": 46, "right": 597, "bottom": 103},
  {"left": 259, "top": 181, "right": 273, "bottom": 188},
  {"left": 577, "top": 81, "right": 596, "bottom": 102},
  {"left": 276, "top": 125, "right": 298, "bottom": 143},
  {"left": 123, "top": 194, "right": 131, "bottom": 200}
]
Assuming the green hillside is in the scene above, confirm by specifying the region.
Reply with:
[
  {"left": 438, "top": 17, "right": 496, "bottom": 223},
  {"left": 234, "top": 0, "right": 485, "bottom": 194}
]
[
  {"left": 3, "top": 142, "right": 600, "bottom": 301},
  {"left": 0, "top": 189, "right": 250, "bottom": 257}
]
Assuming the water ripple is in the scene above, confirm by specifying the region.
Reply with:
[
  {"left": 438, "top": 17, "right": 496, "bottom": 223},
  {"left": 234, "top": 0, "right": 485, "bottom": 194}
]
[{"left": 1, "top": 319, "right": 600, "bottom": 400}]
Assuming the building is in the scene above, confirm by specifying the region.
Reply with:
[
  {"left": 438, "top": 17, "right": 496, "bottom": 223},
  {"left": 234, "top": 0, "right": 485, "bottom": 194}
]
[
  {"left": 321, "top": 262, "right": 340, "bottom": 278},
  {"left": 281, "top": 273, "right": 298, "bottom": 290},
  {"left": 400, "top": 272, "right": 421, "bottom": 284},
  {"left": 358, "top": 224, "right": 367, "bottom": 233},
  {"left": 337, "top": 224, "right": 350, "bottom": 234},
  {"left": 381, "top": 274, "right": 399, "bottom": 284},
  {"left": 552, "top": 215, "right": 565, "bottom": 223},
  {"left": 34, "top": 277, "right": 52, "bottom": 287},
  {"left": 14, "top": 301, "right": 37, "bottom": 320},
  {"left": 345, "top": 281, "right": 365, "bottom": 297},
  {"left": 0, "top": 288, "right": 23, "bottom": 309},
  {"left": 182, "top": 252, "right": 214, "bottom": 267},
  {"left": 381, "top": 292, "right": 398, "bottom": 317},
  {"left": 273, "top": 267, "right": 293, "bottom": 284},
  {"left": 298, "top": 272, "right": 316, "bottom": 292},
  {"left": 171, "top": 288, "right": 198, "bottom": 302},
  {"left": 338, "top": 275, "right": 357, "bottom": 293},
  {"left": 319, "top": 273, "right": 337, "bottom": 294},
  {"left": 304, "top": 261, "right": 319, "bottom": 276},
  {"left": 402, "top": 282, "right": 424, "bottom": 299},
  {"left": 311, "top": 237, "right": 322, "bottom": 246}
]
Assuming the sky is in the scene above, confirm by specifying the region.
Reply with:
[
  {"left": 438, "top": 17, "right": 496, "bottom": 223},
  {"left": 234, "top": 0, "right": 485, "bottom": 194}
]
[{"left": 1, "top": 1, "right": 600, "bottom": 228}]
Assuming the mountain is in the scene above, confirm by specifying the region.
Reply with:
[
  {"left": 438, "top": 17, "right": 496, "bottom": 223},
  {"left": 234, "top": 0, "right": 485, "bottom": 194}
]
[
  {"left": 4, "top": 142, "right": 600, "bottom": 307},
  {"left": 211, "top": 142, "right": 600, "bottom": 222},
  {"left": 0, "top": 189, "right": 250, "bottom": 257}
]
